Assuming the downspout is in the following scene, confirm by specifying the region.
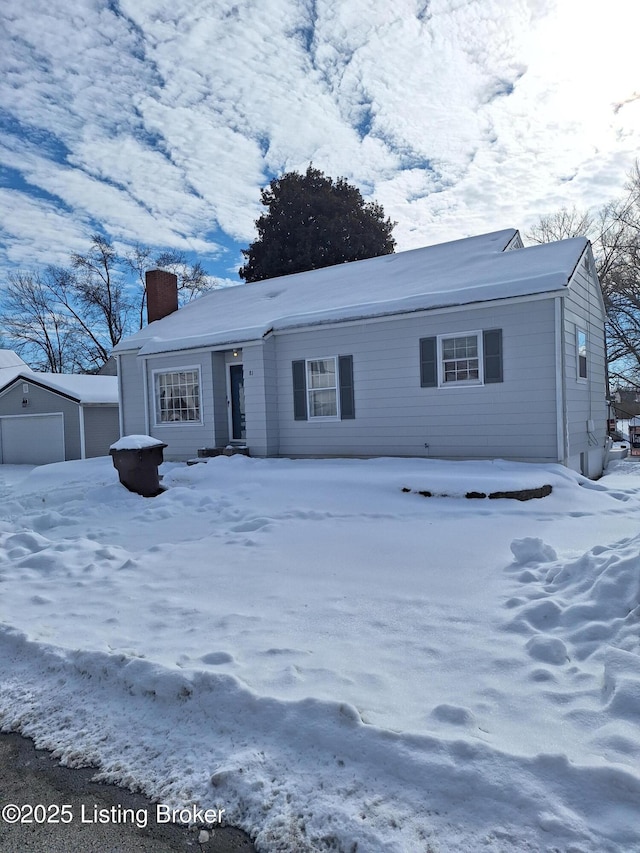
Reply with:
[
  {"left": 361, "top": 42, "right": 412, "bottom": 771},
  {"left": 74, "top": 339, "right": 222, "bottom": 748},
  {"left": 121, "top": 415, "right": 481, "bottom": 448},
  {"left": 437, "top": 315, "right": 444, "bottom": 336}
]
[
  {"left": 79, "top": 406, "right": 86, "bottom": 459},
  {"left": 604, "top": 327, "right": 614, "bottom": 465},
  {"left": 604, "top": 328, "right": 611, "bottom": 402},
  {"left": 142, "top": 356, "right": 150, "bottom": 435},
  {"left": 554, "top": 296, "right": 569, "bottom": 466},
  {"left": 116, "top": 354, "right": 124, "bottom": 437},
  {"left": 585, "top": 266, "right": 599, "bottom": 451}
]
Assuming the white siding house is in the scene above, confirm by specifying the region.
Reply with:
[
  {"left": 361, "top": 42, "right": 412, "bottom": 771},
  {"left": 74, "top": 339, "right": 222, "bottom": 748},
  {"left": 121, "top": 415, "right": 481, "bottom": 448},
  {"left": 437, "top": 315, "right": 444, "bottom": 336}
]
[{"left": 112, "top": 229, "right": 608, "bottom": 477}]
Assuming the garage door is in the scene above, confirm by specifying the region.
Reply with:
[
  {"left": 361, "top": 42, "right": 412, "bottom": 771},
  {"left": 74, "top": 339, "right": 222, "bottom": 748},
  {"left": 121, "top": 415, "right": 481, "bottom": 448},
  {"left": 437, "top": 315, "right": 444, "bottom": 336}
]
[{"left": 0, "top": 414, "right": 65, "bottom": 465}]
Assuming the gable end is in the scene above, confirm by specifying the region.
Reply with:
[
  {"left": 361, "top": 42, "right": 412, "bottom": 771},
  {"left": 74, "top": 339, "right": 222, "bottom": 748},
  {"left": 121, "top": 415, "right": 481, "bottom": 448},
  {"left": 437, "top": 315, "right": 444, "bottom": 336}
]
[{"left": 0, "top": 375, "right": 81, "bottom": 404}]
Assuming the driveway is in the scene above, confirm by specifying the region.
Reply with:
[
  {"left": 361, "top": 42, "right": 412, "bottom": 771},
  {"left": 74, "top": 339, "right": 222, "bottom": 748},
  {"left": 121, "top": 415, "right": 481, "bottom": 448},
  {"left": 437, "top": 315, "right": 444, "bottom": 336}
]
[{"left": 0, "top": 732, "right": 256, "bottom": 852}]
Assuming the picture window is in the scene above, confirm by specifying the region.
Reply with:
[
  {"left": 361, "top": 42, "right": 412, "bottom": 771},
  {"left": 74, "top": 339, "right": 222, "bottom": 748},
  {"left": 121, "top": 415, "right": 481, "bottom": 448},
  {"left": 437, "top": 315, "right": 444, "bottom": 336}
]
[{"left": 154, "top": 368, "right": 201, "bottom": 423}]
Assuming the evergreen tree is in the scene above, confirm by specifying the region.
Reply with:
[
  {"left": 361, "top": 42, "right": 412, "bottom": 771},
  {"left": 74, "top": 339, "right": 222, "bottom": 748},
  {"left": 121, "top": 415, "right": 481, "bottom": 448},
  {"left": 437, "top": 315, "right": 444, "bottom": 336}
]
[{"left": 239, "top": 165, "right": 396, "bottom": 282}]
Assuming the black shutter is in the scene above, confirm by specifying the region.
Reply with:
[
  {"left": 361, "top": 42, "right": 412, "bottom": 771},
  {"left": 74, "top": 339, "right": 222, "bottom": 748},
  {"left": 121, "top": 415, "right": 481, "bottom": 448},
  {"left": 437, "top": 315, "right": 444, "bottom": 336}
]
[
  {"left": 292, "top": 360, "right": 307, "bottom": 420},
  {"left": 483, "top": 329, "right": 503, "bottom": 383},
  {"left": 420, "top": 337, "right": 437, "bottom": 387},
  {"left": 338, "top": 355, "right": 355, "bottom": 419}
]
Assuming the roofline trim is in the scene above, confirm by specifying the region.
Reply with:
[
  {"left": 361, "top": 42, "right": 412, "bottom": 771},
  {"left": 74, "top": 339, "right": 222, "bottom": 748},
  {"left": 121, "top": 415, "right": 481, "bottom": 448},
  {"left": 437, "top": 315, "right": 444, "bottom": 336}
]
[
  {"left": 0, "top": 373, "right": 118, "bottom": 405},
  {"left": 133, "top": 288, "right": 568, "bottom": 357}
]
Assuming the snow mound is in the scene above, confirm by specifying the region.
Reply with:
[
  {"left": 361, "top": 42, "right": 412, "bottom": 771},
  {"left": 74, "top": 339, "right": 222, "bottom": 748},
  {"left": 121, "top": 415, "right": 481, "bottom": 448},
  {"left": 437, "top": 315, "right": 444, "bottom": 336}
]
[
  {"left": 505, "top": 529, "right": 640, "bottom": 783},
  {"left": 2, "top": 456, "right": 640, "bottom": 850},
  {"left": 510, "top": 537, "right": 558, "bottom": 564}
]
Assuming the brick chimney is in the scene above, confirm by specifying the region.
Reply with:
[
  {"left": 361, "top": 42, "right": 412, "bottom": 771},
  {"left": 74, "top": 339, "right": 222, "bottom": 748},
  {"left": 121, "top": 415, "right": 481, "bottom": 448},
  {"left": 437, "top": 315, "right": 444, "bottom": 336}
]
[{"left": 146, "top": 269, "right": 178, "bottom": 323}]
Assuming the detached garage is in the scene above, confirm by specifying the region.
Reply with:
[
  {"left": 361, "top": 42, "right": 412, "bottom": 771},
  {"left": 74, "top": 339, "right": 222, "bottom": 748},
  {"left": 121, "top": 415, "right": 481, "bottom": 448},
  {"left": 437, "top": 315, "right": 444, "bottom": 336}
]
[{"left": 0, "top": 373, "right": 119, "bottom": 465}]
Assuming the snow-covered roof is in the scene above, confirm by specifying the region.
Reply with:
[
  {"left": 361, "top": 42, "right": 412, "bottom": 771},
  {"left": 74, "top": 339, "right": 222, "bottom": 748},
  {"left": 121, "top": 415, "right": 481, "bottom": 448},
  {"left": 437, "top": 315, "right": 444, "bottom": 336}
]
[
  {"left": 0, "top": 349, "right": 33, "bottom": 385},
  {"left": 0, "top": 372, "right": 119, "bottom": 404},
  {"left": 113, "top": 229, "right": 590, "bottom": 356},
  {"left": 0, "top": 349, "right": 30, "bottom": 370}
]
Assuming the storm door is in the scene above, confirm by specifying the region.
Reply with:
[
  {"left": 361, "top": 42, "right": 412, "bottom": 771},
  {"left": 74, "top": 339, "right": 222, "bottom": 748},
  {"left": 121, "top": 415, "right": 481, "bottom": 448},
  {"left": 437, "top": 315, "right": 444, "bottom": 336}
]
[{"left": 228, "top": 363, "right": 246, "bottom": 442}]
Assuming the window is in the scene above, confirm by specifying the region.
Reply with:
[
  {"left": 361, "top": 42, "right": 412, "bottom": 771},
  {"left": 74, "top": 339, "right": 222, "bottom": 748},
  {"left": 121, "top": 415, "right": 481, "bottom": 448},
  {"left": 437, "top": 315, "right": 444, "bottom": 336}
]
[
  {"left": 441, "top": 335, "right": 480, "bottom": 383},
  {"left": 307, "top": 358, "right": 338, "bottom": 418},
  {"left": 577, "top": 329, "right": 587, "bottom": 380},
  {"left": 420, "top": 329, "right": 502, "bottom": 387},
  {"left": 154, "top": 368, "right": 201, "bottom": 423},
  {"left": 292, "top": 356, "right": 355, "bottom": 421}
]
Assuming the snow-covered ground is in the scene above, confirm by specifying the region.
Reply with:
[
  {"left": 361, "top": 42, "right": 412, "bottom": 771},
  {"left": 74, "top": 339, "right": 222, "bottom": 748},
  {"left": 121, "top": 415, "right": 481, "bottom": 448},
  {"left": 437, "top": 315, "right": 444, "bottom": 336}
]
[{"left": 1, "top": 453, "right": 639, "bottom": 852}]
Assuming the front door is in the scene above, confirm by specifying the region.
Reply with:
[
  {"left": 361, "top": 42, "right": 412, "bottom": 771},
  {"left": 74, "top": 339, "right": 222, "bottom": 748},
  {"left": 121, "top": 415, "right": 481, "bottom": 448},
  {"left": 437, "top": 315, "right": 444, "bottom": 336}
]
[{"left": 229, "top": 364, "right": 246, "bottom": 442}]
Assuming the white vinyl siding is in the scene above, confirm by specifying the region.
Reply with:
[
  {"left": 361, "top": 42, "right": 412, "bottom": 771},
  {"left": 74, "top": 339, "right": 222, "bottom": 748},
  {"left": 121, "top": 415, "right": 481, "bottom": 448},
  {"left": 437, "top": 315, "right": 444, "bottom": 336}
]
[
  {"left": 562, "top": 250, "right": 607, "bottom": 477},
  {"left": 276, "top": 299, "right": 559, "bottom": 461},
  {"left": 118, "top": 352, "right": 147, "bottom": 437},
  {"left": 242, "top": 339, "right": 279, "bottom": 456}
]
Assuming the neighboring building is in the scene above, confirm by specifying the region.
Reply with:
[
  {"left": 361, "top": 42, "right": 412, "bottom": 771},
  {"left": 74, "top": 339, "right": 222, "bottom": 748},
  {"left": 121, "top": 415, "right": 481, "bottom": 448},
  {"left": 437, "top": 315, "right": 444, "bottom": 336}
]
[
  {"left": 0, "top": 370, "right": 119, "bottom": 465},
  {"left": 112, "top": 229, "right": 608, "bottom": 477},
  {"left": 0, "top": 349, "right": 32, "bottom": 384},
  {"left": 98, "top": 356, "right": 118, "bottom": 376},
  {"left": 611, "top": 387, "right": 640, "bottom": 420}
]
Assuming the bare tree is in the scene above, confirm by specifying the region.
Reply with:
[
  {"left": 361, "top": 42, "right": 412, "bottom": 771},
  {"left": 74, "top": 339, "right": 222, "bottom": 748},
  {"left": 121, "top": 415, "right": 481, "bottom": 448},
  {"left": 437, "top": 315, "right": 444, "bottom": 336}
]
[
  {"left": 71, "top": 235, "right": 131, "bottom": 350},
  {"left": 527, "top": 167, "right": 640, "bottom": 384},
  {"left": 154, "top": 251, "right": 209, "bottom": 302},
  {"left": 0, "top": 266, "right": 120, "bottom": 373},
  {"left": 1, "top": 234, "right": 218, "bottom": 373},
  {"left": 527, "top": 206, "right": 596, "bottom": 244},
  {"left": 43, "top": 265, "right": 116, "bottom": 370},
  {"left": 1, "top": 271, "right": 85, "bottom": 372},
  {"left": 125, "top": 246, "right": 211, "bottom": 329},
  {"left": 599, "top": 213, "right": 640, "bottom": 385}
]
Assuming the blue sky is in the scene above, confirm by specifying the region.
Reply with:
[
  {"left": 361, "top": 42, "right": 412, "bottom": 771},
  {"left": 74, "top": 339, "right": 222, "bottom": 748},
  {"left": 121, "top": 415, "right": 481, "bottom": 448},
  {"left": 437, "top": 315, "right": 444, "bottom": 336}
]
[{"left": 1, "top": 0, "right": 639, "bottom": 287}]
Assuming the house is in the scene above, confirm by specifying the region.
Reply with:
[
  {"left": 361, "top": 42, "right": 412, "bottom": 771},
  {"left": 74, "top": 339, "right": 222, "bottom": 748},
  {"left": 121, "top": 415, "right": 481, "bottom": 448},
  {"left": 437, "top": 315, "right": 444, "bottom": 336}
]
[
  {"left": 0, "top": 349, "right": 32, "bottom": 383},
  {"left": 112, "top": 229, "right": 608, "bottom": 478},
  {"left": 611, "top": 387, "right": 640, "bottom": 421},
  {"left": 0, "top": 362, "right": 119, "bottom": 465}
]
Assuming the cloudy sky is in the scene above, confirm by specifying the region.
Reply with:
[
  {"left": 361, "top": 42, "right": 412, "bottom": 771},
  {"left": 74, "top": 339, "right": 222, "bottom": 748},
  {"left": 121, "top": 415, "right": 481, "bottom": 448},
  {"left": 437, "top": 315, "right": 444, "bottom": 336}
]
[{"left": 1, "top": 0, "right": 639, "bottom": 285}]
